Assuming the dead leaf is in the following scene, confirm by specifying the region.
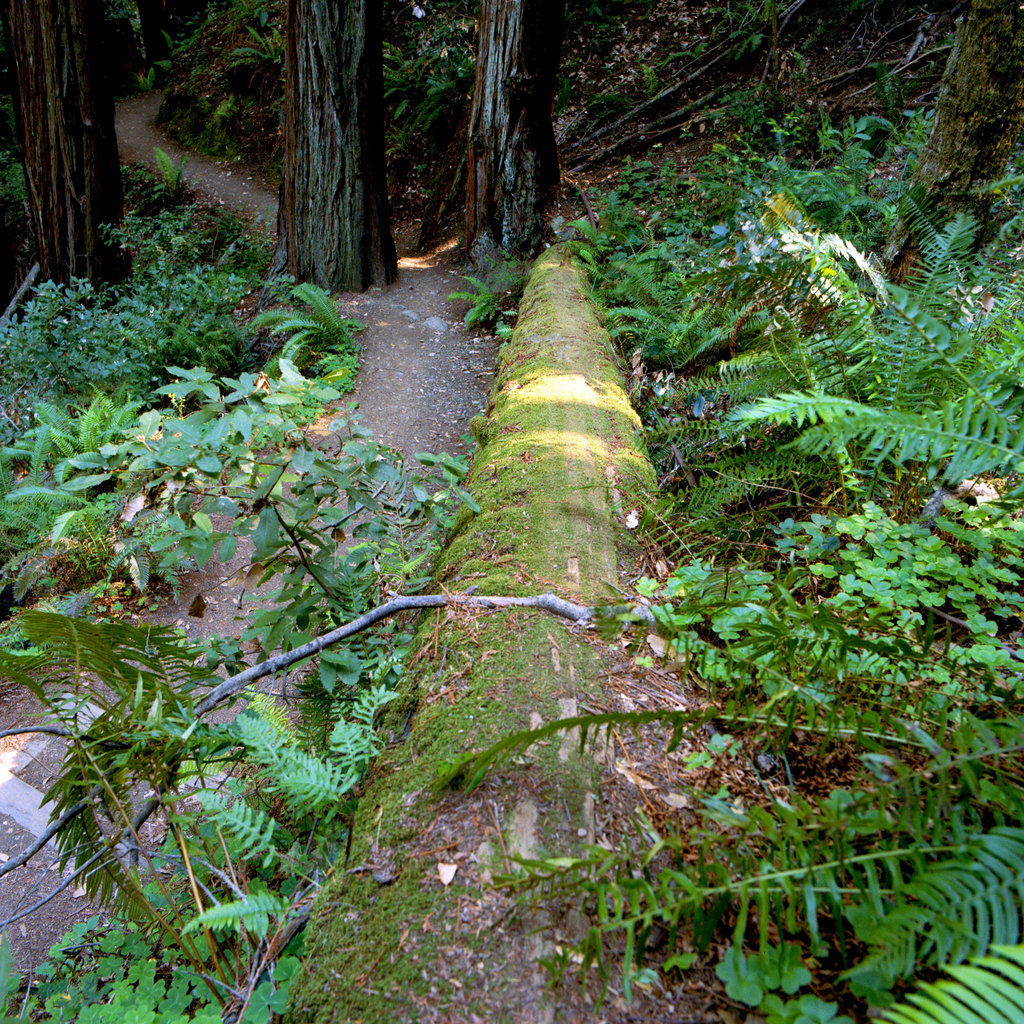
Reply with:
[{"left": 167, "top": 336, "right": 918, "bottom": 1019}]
[
  {"left": 437, "top": 862, "right": 458, "bottom": 886},
  {"left": 188, "top": 593, "right": 206, "bottom": 618},
  {"left": 614, "top": 759, "right": 657, "bottom": 790},
  {"left": 245, "top": 564, "right": 265, "bottom": 587},
  {"left": 121, "top": 494, "right": 146, "bottom": 523},
  {"left": 72, "top": 886, "right": 87, "bottom": 898},
  {"left": 662, "top": 792, "right": 690, "bottom": 809}
]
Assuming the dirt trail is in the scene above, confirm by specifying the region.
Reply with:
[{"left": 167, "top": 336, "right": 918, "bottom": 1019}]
[
  {"left": 0, "top": 92, "right": 497, "bottom": 971},
  {"left": 115, "top": 91, "right": 279, "bottom": 228}
]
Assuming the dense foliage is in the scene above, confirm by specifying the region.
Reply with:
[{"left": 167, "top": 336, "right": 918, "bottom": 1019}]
[{"left": 452, "top": 110, "right": 1024, "bottom": 1020}]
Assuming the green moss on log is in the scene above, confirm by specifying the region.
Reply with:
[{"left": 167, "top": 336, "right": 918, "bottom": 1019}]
[{"left": 286, "top": 244, "right": 654, "bottom": 1024}]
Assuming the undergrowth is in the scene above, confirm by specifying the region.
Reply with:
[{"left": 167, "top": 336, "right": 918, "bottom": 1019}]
[{"left": 450, "top": 111, "right": 1024, "bottom": 1020}]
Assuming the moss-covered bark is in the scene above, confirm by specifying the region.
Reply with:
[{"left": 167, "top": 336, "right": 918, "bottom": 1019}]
[
  {"left": 286, "top": 246, "right": 653, "bottom": 1023},
  {"left": 886, "top": 0, "right": 1024, "bottom": 273}
]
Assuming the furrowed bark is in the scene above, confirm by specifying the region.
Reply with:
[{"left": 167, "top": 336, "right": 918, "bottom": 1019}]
[
  {"left": 276, "top": 0, "right": 396, "bottom": 291},
  {"left": 1, "top": 0, "right": 129, "bottom": 285},
  {"left": 465, "top": 0, "right": 564, "bottom": 261},
  {"left": 885, "top": 0, "right": 1024, "bottom": 275}
]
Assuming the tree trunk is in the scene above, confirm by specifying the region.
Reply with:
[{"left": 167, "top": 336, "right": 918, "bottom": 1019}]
[
  {"left": 885, "top": 0, "right": 1024, "bottom": 275},
  {"left": 1, "top": 0, "right": 129, "bottom": 285},
  {"left": 105, "top": 15, "right": 147, "bottom": 87},
  {"left": 466, "top": 0, "right": 565, "bottom": 262},
  {"left": 136, "top": 0, "right": 170, "bottom": 66},
  {"left": 276, "top": 0, "right": 396, "bottom": 292},
  {"left": 0, "top": 205, "right": 16, "bottom": 307}
]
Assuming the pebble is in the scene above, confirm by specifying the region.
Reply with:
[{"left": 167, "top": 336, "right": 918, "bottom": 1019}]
[{"left": 423, "top": 316, "right": 447, "bottom": 332}]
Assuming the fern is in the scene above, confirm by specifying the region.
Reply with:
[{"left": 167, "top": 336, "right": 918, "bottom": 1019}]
[
  {"left": 254, "top": 282, "right": 362, "bottom": 372},
  {"left": 734, "top": 383, "right": 1024, "bottom": 492},
  {"left": 197, "top": 789, "right": 279, "bottom": 867},
  {"left": 846, "top": 828, "right": 1024, "bottom": 993},
  {"left": 153, "top": 146, "right": 188, "bottom": 199},
  {"left": 271, "top": 749, "right": 347, "bottom": 813},
  {"left": 448, "top": 275, "right": 499, "bottom": 328},
  {"left": 246, "top": 689, "right": 297, "bottom": 742},
  {"left": 183, "top": 889, "right": 287, "bottom": 937},
  {"left": 882, "top": 943, "right": 1024, "bottom": 1024}
]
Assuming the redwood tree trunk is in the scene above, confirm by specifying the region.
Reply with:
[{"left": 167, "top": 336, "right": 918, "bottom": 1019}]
[
  {"left": 276, "top": 0, "right": 396, "bottom": 291},
  {"left": 466, "top": 0, "right": 564, "bottom": 261},
  {"left": 886, "top": 0, "right": 1024, "bottom": 274},
  {"left": 1, "top": 0, "right": 129, "bottom": 285},
  {"left": 136, "top": 0, "right": 170, "bottom": 66}
]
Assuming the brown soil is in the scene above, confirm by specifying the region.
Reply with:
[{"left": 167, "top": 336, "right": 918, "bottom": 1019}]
[{"left": 115, "top": 91, "right": 279, "bottom": 229}]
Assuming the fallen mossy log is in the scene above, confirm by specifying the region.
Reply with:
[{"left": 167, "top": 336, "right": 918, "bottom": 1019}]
[{"left": 287, "top": 244, "right": 654, "bottom": 1024}]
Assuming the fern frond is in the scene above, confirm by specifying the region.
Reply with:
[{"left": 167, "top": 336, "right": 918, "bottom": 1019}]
[
  {"left": 733, "top": 386, "right": 1024, "bottom": 487},
  {"left": 848, "top": 828, "right": 1024, "bottom": 991},
  {"left": 183, "top": 889, "right": 287, "bottom": 937},
  {"left": 882, "top": 943, "right": 1024, "bottom": 1024},
  {"left": 230, "top": 708, "right": 286, "bottom": 765},
  {"left": 272, "top": 749, "right": 346, "bottom": 811},
  {"left": 196, "top": 790, "right": 277, "bottom": 866},
  {"left": 245, "top": 690, "right": 296, "bottom": 742}
]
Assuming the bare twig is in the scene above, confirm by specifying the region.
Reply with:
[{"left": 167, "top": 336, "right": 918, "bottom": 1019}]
[
  {"left": 0, "top": 726, "right": 71, "bottom": 740},
  {"left": 0, "top": 263, "right": 39, "bottom": 325},
  {"left": 928, "top": 607, "right": 1024, "bottom": 664},
  {"left": 196, "top": 591, "right": 595, "bottom": 715},
  {"left": 0, "top": 849, "right": 105, "bottom": 929},
  {"left": 0, "top": 796, "right": 92, "bottom": 878}
]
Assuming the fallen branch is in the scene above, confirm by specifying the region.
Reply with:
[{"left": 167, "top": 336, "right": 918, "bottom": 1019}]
[
  {"left": 565, "top": 176, "right": 599, "bottom": 231},
  {"left": 0, "top": 795, "right": 92, "bottom": 879},
  {"left": 0, "top": 592, "right": 645, "bottom": 891},
  {"left": 0, "top": 726, "right": 71, "bottom": 740},
  {"left": 563, "top": 45, "right": 734, "bottom": 155},
  {"left": 0, "top": 848, "right": 105, "bottom": 929},
  {"left": 196, "top": 592, "right": 594, "bottom": 715},
  {"left": 847, "top": 40, "right": 952, "bottom": 100},
  {"left": 570, "top": 87, "right": 729, "bottom": 173},
  {"left": 0, "top": 263, "right": 39, "bottom": 326}
]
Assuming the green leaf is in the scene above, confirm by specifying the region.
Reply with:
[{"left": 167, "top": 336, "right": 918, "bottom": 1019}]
[
  {"left": 664, "top": 952, "right": 697, "bottom": 973},
  {"left": 61, "top": 473, "right": 112, "bottom": 491},
  {"left": 218, "top": 534, "right": 237, "bottom": 562},
  {"left": 716, "top": 947, "right": 764, "bottom": 1006},
  {"left": 319, "top": 647, "right": 362, "bottom": 694}
]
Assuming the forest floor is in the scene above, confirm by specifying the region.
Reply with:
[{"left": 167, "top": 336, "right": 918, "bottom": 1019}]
[
  {"left": 0, "top": 6, "right": 959, "bottom": 1013},
  {"left": 0, "top": 95, "right": 499, "bottom": 971}
]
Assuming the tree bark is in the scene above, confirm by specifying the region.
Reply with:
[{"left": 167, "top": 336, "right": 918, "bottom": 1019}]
[
  {"left": 1, "top": 0, "right": 129, "bottom": 285},
  {"left": 136, "top": 0, "right": 170, "bottom": 66},
  {"left": 465, "top": 0, "right": 565, "bottom": 262},
  {"left": 885, "top": 0, "right": 1024, "bottom": 275},
  {"left": 276, "top": 0, "right": 396, "bottom": 292}
]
